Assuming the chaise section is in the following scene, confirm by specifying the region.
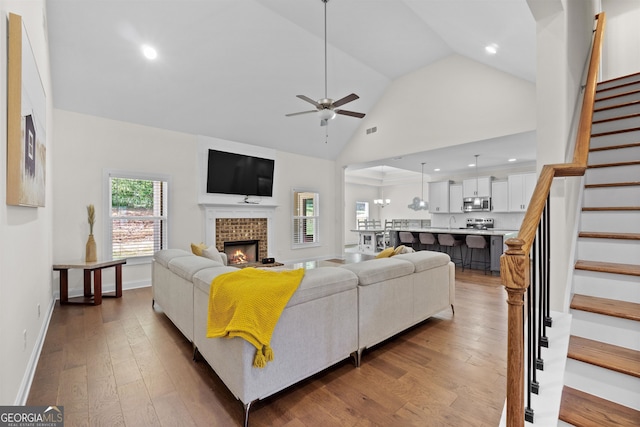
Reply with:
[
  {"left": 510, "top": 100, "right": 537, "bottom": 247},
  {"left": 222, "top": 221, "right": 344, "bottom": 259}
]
[
  {"left": 394, "top": 251, "right": 455, "bottom": 322},
  {"left": 341, "top": 251, "right": 454, "bottom": 365},
  {"left": 192, "top": 266, "right": 359, "bottom": 426},
  {"left": 341, "top": 257, "right": 416, "bottom": 362},
  {"left": 153, "top": 252, "right": 223, "bottom": 341}
]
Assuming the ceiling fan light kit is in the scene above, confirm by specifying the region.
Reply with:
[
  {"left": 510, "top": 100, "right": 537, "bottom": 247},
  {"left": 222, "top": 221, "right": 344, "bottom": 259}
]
[{"left": 285, "top": 0, "right": 365, "bottom": 127}]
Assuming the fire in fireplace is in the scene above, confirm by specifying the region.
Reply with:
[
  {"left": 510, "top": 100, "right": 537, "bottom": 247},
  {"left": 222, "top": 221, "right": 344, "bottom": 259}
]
[{"left": 223, "top": 240, "right": 259, "bottom": 265}]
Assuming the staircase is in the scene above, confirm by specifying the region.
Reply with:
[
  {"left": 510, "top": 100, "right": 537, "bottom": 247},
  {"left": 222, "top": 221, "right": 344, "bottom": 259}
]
[{"left": 558, "top": 72, "right": 640, "bottom": 426}]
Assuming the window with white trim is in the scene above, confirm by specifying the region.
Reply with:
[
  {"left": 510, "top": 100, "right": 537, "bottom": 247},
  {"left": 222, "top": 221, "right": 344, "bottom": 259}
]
[
  {"left": 106, "top": 171, "right": 169, "bottom": 260},
  {"left": 292, "top": 189, "right": 319, "bottom": 247}
]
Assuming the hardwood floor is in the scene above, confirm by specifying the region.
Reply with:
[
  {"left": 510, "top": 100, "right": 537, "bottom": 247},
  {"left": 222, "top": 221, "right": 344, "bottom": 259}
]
[{"left": 28, "top": 267, "right": 507, "bottom": 426}]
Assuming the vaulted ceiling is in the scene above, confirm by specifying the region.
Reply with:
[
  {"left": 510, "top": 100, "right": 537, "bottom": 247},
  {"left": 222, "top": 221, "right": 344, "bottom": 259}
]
[{"left": 46, "top": 0, "right": 536, "bottom": 164}]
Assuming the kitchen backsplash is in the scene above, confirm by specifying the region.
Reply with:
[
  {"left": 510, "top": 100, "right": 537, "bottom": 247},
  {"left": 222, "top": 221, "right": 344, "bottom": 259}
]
[{"left": 430, "top": 211, "right": 525, "bottom": 231}]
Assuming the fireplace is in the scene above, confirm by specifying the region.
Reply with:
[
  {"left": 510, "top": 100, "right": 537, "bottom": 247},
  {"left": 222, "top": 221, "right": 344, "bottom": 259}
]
[
  {"left": 203, "top": 205, "right": 276, "bottom": 261},
  {"left": 224, "top": 240, "right": 259, "bottom": 265}
]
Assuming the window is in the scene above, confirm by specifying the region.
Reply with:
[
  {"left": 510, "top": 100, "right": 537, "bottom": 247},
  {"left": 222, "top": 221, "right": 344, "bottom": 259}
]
[
  {"left": 356, "top": 201, "right": 369, "bottom": 222},
  {"left": 106, "top": 171, "right": 169, "bottom": 260},
  {"left": 292, "top": 189, "right": 319, "bottom": 247}
]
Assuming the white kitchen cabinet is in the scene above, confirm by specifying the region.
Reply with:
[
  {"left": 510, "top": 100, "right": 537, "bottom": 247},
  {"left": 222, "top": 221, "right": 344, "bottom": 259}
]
[
  {"left": 428, "top": 180, "right": 451, "bottom": 213},
  {"left": 491, "top": 180, "right": 509, "bottom": 212},
  {"left": 449, "top": 184, "right": 463, "bottom": 213},
  {"left": 508, "top": 173, "right": 537, "bottom": 212},
  {"left": 463, "top": 176, "right": 493, "bottom": 198}
]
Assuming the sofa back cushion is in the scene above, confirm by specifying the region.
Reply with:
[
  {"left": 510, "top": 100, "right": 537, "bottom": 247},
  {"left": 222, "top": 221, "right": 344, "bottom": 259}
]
[
  {"left": 394, "top": 251, "right": 450, "bottom": 272},
  {"left": 341, "top": 257, "right": 414, "bottom": 286},
  {"left": 154, "top": 249, "right": 192, "bottom": 268},
  {"left": 168, "top": 256, "right": 224, "bottom": 281}
]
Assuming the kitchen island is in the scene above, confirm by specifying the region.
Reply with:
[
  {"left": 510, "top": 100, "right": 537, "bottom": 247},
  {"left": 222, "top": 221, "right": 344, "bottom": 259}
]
[{"left": 388, "top": 227, "right": 519, "bottom": 274}]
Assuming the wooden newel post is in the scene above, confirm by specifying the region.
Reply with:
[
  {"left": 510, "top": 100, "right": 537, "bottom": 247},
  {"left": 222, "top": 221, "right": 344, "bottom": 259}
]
[{"left": 500, "top": 237, "right": 529, "bottom": 427}]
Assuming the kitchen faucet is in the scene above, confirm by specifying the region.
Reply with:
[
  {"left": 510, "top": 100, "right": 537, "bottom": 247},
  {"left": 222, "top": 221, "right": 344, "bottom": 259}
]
[{"left": 448, "top": 215, "right": 456, "bottom": 230}]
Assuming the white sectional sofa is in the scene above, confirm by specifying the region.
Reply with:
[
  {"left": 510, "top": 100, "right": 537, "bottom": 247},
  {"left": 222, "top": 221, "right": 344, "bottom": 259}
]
[{"left": 152, "top": 249, "right": 454, "bottom": 426}]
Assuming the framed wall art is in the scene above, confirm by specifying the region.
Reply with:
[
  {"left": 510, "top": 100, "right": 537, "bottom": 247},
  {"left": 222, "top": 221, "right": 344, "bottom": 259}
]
[{"left": 7, "top": 13, "right": 46, "bottom": 207}]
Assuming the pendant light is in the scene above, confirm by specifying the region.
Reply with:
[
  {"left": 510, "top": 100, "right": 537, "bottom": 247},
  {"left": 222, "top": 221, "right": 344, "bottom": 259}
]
[
  {"left": 473, "top": 154, "right": 481, "bottom": 206},
  {"left": 419, "top": 162, "right": 426, "bottom": 208},
  {"left": 374, "top": 166, "right": 391, "bottom": 207}
]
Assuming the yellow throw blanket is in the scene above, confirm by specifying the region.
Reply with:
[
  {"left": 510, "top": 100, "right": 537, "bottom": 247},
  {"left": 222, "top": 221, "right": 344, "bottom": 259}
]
[{"left": 207, "top": 267, "right": 305, "bottom": 368}]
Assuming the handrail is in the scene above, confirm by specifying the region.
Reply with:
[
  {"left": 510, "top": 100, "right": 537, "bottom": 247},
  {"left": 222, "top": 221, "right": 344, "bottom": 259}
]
[{"left": 501, "top": 12, "right": 606, "bottom": 427}]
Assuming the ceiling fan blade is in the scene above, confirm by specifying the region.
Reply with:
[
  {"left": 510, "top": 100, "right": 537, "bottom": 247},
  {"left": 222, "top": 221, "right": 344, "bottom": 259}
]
[
  {"left": 296, "top": 95, "right": 321, "bottom": 108},
  {"left": 332, "top": 93, "right": 359, "bottom": 108},
  {"left": 335, "top": 109, "right": 365, "bottom": 118},
  {"left": 285, "top": 110, "right": 317, "bottom": 117}
]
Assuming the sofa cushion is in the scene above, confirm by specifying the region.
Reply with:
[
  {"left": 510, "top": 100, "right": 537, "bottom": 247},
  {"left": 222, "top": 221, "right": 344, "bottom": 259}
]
[
  {"left": 394, "top": 251, "right": 451, "bottom": 272},
  {"left": 191, "top": 242, "right": 207, "bottom": 256},
  {"left": 193, "top": 266, "right": 241, "bottom": 293},
  {"left": 202, "top": 246, "right": 224, "bottom": 264},
  {"left": 287, "top": 267, "right": 358, "bottom": 307},
  {"left": 154, "top": 249, "right": 192, "bottom": 268},
  {"left": 341, "top": 257, "right": 414, "bottom": 286},
  {"left": 168, "top": 256, "right": 223, "bottom": 281},
  {"left": 375, "top": 247, "right": 395, "bottom": 258}
]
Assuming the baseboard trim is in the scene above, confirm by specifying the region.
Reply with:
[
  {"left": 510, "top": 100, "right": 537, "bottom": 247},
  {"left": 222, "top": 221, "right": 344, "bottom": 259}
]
[{"left": 15, "top": 297, "right": 56, "bottom": 405}]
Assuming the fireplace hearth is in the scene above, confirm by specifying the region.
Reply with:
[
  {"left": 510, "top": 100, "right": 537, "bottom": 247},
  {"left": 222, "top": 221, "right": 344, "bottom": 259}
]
[{"left": 224, "top": 240, "right": 259, "bottom": 265}]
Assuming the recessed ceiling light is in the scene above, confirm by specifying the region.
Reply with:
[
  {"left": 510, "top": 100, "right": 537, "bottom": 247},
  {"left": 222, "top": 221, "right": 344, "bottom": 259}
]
[
  {"left": 468, "top": 163, "right": 475, "bottom": 167},
  {"left": 142, "top": 44, "right": 157, "bottom": 60},
  {"left": 508, "top": 158, "right": 517, "bottom": 162},
  {"left": 485, "top": 43, "right": 498, "bottom": 55},
  {"left": 434, "top": 168, "right": 440, "bottom": 172}
]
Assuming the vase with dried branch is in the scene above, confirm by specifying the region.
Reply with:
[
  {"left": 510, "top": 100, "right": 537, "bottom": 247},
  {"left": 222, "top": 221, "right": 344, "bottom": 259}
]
[{"left": 86, "top": 204, "right": 97, "bottom": 262}]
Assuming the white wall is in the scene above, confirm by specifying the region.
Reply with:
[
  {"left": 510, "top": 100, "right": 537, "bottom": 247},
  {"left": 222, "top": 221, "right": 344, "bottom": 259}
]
[
  {"left": 531, "top": 0, "right": 598, "bottom": 311},
  {"left": 337, "top": 54, "right": 537, "bottom": 168},
  {"left": 52, "top": 110, "right": 200, "bottom": 294},
  {"left": 0, "top": 0, "right": 53, "bottom": 404},
  {"left": 601, "top": 0, "right": 640, "bottom": 80}
]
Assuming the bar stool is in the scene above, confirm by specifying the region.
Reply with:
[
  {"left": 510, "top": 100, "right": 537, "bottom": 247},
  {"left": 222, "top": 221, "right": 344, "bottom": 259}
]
[
  {"left": 465, "top": 235, "right": 490, "bottom": 274},
  {"left": 437, "top": 233, "right": 463, "bottom": 267},
  {"left": 418, "top": 232, "right": 438, "bottom": 252},
  {"left": 398, "top": 231, "right": 417, "bottom": 250}
]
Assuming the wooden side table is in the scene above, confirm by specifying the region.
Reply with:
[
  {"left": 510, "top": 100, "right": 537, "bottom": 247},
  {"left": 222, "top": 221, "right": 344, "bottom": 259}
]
[{"left": 53, "top": 259, "right": 126, "bottom": 305}]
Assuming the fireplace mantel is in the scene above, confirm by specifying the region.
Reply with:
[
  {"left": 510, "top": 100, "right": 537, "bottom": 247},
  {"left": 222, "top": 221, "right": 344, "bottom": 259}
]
[{"left": 203, "top": 204, "right": 277, "bottom": 258}]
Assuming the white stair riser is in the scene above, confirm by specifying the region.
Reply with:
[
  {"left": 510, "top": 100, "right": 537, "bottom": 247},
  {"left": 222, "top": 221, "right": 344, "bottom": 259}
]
[
  {"left": 585, "top": 164, "right": 640, "bottom": 185},
  {"left": 564, "top": 359, "right": 640, "bottom": 410},
  {"left": 595, "top": 91, "right": 640, "bottom": 108},
  {"left": 577, "top": 237, "right": 640, "bottom": 265},
  {"left": 570, "top": 309, "right": 640, "bottom": 351},
  {"left": 592, "top": 115, "right": 640, "bottom": 134},
  {"left": 593, "top": 103, "right": 640, "bottom": 121},
  {"left": 588, "top": 145, "right": 640, "bottom": 165},
  {"left": 582, "top": 185, "right": 640, "bottom": 207},
  {"left": 596, "top": 81, "right": 640, "bottom": 98},
  {"left": 597, "top": 74, "right": 640, "bottom": 90},
  {"left": 580, "top": 210, "right": 640, "bottom": 233},
  {"left": 573, "top": 269, "right": 640, "bottom": 304},
  {"left": 591, "top": 129, "right": 640, "bottom": 147}
]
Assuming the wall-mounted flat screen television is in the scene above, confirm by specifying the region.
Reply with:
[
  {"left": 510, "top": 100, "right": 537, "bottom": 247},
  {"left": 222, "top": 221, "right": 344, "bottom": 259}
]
[{"left": 206, "top": 149, "right": 275, "bottom": 197}]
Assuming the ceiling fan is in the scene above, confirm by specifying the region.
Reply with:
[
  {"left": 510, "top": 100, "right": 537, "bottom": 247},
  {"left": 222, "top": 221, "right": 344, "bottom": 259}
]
[{"left": 286, "top": 0, "right": 365, "bottom": 127}]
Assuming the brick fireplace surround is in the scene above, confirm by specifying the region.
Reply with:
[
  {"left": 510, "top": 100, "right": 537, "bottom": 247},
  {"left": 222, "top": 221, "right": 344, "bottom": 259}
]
[
  {"left": 203, "top": 205, "right": 276, "bottom": 260},
  {"left": 215, "top": 218, "right": 268, "bottom": 261}
]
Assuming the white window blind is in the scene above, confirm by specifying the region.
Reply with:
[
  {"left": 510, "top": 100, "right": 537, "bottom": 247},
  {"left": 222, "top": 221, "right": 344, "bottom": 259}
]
[
  {"left": 292, "top": 190, "right": 319, "bottom": 247},
  {"left": 107, "top": 172, "right": 169, "bottom": 260}
]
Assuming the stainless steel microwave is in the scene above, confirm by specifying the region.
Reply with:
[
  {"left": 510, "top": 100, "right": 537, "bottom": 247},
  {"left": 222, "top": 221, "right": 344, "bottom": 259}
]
[{"left": 463, "top": 197, "right": 491, "bottom": 212}]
